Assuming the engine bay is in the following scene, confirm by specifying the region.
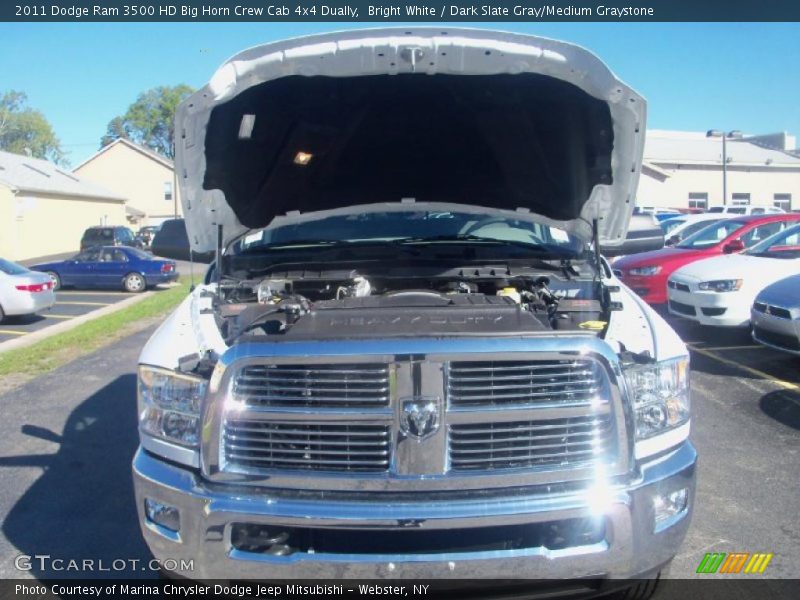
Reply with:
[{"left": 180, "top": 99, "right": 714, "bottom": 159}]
[{"left": 213, "top": 262, "right": 611, "bottom": 344}]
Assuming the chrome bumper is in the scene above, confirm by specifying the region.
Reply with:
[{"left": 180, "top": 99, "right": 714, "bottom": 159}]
[{"left": 133, "top": 442, "right": 696, "bottom": 580}]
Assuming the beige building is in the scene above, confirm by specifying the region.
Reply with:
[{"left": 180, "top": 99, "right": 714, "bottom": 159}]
[
  {"left": 638, "top": 130, "right": 800, "bottom": 211},
  {"left": 0, "top": 150, "right": 126, "bottom": 261},
  {"left": 74, "top": 138, "right": 181, "bottom": 226}
]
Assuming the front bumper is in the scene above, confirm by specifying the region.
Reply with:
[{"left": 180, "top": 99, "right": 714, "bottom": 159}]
[
  {"left": 133, "top": 442, "right": 696, "bottom": 580},
  {"left": 752, "top": 309, "right": 800, "bottom": 355},
  {"left": 667, "top": 287, "right": 750, "bottom": 327}
]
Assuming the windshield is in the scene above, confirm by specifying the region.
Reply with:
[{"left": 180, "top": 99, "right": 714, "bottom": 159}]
[
  {"left": 660, "top": 218, "right": 686, "bottom": 234},
  {"left": 0, "top": 258, "right": 29, "bottom": 275},
  {"left": 234, "top": 211, "right": 584, "bottom": 257},
  {"left": 707, "top": 207, "right": 724, "bottom": 213},
  {"left": 676, "top": 220, "right": 746, "bottom": 249},
  {"left": 745, "top": 224, "right": 800, "bottom": 259}
]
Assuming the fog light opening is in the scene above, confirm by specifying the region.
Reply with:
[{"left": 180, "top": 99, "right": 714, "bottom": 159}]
[
  {"left": 653, "top": 488, "right": 688, "bottom": 531},
  {"left": 145, "top": 498, "right": 181, "bottom": 533}
]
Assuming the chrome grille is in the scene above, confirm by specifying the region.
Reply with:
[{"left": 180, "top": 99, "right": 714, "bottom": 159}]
[
  {"left": 753, "top": 302, "right": 792, "bottom": 320},
  {"left": 447, "top": 360, "right": 604, "bottom": 407},
  {"left": 223, "top": 420, "right": 391, "bottom": 472},
  {"left": 211, "top": 340, "right": 626, "bottom": 490},
  {"left": 449, "top": 415, "right": 613, "bottom": 471},
  {"left": 233, "top": 364, "right": 390, "bottom": 408}
]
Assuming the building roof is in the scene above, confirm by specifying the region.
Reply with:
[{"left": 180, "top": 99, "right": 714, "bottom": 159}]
[
  {"left": 125, "top": 204, "right": 146, "bottom": 217},
  {"left": 0, "top": 150, "right": 126, "bottom": 202},
  {"left": 644, "top": 130, "right": 800, "bottom": 167},
  {"left": 73, "top": 138, "right": 174, "bottom": 171}
]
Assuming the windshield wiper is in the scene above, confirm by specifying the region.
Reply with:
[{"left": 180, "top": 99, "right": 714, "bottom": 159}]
[{"left": 397, "top": 234, "right": 555, "bottom": 252}]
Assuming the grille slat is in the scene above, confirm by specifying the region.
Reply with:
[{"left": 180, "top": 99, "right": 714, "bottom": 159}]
[
  {"left": 223, "top": 420, "right": 391, "bottom": 472},
  {"left": 449, "top": 415, "right": 613, "bottom": 471},
  {"left": 225, "top": 433, "right": 389, "bottom": 448},
  {"left": 226, "top": 424, "right": 390, "bottom": 437},
  {"left": 447, "top": 419, "right": 608, "bottom": 436},
  {"left": 449, "top": 369, "right": 595, "bottom": 382},
  {"left": 450, "top": 440, "right": 605, "bottom": 454},
  {"left": 226, "top": 454, "right": 390, "bottom": 468},
  {"left": 447, "top": 360, "right": 604, "bottom": 408},
  {"left": 233, "top": 363, "right": 391, "bottom": 408}
]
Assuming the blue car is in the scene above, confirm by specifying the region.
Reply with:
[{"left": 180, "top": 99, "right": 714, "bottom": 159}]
[{"left": 31, "top": 246, "right": 178, "bottom": 293}]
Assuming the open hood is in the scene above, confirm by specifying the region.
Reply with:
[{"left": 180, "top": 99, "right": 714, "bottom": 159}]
[{"left": 175, "top": 28, "right": 646, "bottom": 252}]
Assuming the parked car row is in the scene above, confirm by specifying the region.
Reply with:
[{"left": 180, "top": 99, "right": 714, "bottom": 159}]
[
  {"left": 0, "top": 247, "right": 177, "bottom": 322},
  {"left": 614, "top": 212, "right": 800, "bottom": 356}
]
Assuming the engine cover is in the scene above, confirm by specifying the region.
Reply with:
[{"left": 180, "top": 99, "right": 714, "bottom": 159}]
[{"left": 274, "top": 293, "right": 549, "bottom": 340}]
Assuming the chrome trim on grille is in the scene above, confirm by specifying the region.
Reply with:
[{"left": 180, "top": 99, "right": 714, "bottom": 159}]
[
  {"left": 223, "top": 421, "right": 391, "bottom": 472},
  {"left": 233, "top": 363, "right": 391, "bottom": 408},
  {"left": 446, "top": 359, "right": 605, "bottom": 408},
  {"left": 449, "top": 415, "right": 614, "bottom": 471},
  {"left": 201, "top": 337, "right": 632, "bottom": 492}
]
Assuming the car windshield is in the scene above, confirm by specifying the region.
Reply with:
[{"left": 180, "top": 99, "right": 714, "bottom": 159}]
[
  {"left": 707, "top": 207, "right": 724, "bottom": 213},
  {"left": 235, "top": 210, "right": 585, "bottom": 257},
  {"left": 0, "top": 258, "right": 29, "bottom": 275},
  {"left": 660, "top": 218, "right": 686, "bottom": 234},
  {"left": 745, "top": 224, "right": 800, "bottom": 259},
  {"left": 678, "top": 219, "right": 724, "bottom": 239},
  {"left": 676, "top": 220, "right": 746, "bottom": 249}
]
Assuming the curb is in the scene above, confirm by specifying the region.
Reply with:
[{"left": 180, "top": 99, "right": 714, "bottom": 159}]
[{"left": 0, "top": 290, "right": 156, "bottom": 355}]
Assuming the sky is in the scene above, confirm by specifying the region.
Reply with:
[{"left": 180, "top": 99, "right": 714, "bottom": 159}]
[{"left": 1, "top": 22, "right": 799, "bottom": 166}]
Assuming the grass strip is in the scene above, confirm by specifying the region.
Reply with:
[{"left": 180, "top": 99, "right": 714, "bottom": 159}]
[{"left": 0, "top": 277, "right": 190, "bottom": 378}]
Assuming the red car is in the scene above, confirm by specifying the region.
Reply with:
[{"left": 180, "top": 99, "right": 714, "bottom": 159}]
[{"left": 614, "top": 214, "right": 800, "bottom": 304}]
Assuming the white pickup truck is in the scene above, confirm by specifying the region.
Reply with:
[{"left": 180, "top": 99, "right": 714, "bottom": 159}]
[{"left": 133, "top": 28, "right": 695, "bottom": 595}]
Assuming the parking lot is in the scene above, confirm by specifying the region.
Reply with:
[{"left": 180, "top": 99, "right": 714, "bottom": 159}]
[
  {"left": 0, "top": 257, "right": 195, "bottom": 346},
  {"left": 0, "top": 290, "right": 143, "bottom": 344},
  {"left": 0, "top": 306, "right": 797, "bottom": 580}
]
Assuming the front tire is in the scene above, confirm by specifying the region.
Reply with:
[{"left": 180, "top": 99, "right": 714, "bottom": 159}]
[
  {"left": 123, "top": 272, "right": 146, "bottom": 293},
  {"left": 0, "top": 303, "right": 5, "bottom": 324},
  {"left": 47, "top": 271, "right": 61, "bottom": 291}
]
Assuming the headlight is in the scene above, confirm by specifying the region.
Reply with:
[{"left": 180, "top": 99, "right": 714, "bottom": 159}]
[
  {"left": 623, "top": 357, "right": 690, "bottom": 457},
  {"left": 628, "top": 265, "right": 662, "bottom": 276},
  {"left": 138, "top": 365, "right": 206, "bottom": 448},
  {"left": 698, "top": 279, "right": 743, "bottom": 292}
]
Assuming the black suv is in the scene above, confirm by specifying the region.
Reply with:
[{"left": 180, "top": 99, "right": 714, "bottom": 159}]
[{"left": 80, "top": 226, "right": 143, "bottom": 251}]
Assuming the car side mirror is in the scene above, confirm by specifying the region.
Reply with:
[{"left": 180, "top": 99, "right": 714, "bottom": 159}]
[
  {"left": 723, "top": 239, "right": 745, "bottom": 254},
  {"left": 665, "top": 235, "right": 680, "bottom": 247}
]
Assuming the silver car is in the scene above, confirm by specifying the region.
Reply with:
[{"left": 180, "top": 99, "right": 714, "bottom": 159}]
[
  {"left": 0, "top": 258, "right": 56, "bottom": 322},
  {"left": 751, "top": 274, "right": 800, "bottom": 355}
]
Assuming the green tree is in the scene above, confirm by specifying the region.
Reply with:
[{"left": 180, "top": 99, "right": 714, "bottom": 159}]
[
  {"left": 101, "top": 85, "right": 194, "bottom": 159},
  {"left": 0, "top": 91, "right": 66, "bottom": 165}
]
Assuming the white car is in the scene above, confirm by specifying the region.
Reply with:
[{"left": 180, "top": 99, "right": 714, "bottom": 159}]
[
  {"left": 660, "top": 213, "right": 731, "bottom": 246},
  {"left": 0, "top": 258, "right": 56, "bottom": 322},
  {"left": 707, "top": 205, "right": 784, "bottom": 216},
  {"left": 667, "top": 223, "right": 800, "bottom": 326}
]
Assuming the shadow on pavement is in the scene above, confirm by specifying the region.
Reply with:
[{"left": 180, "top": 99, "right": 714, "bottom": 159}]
[
  {"left": 0, "top": 314, "right": 45, "bottom": 326},
  {"left": 0, "top": 374, "right": 152, "bottom": 579},
  {"left": 759, "top": 389, "right": 800, "bottom": 431}
]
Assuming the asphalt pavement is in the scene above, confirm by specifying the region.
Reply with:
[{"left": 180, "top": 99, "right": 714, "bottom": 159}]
[{"left": 0, "top": 317, "right": 798, "bottom": 582}]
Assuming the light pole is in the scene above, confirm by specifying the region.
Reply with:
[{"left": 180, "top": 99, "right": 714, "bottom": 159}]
[{"left": 706, "top": 130, "right": 743, "bottom": 206}]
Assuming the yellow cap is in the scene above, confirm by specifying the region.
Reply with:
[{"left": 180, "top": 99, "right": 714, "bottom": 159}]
[{"left": 578, "top": 320, "right": 607, "bottom": 331}]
